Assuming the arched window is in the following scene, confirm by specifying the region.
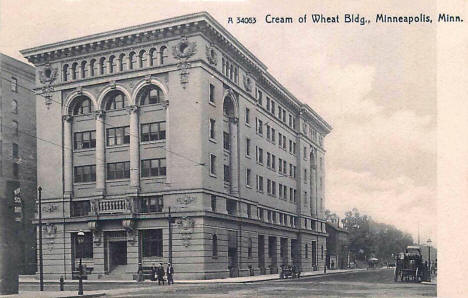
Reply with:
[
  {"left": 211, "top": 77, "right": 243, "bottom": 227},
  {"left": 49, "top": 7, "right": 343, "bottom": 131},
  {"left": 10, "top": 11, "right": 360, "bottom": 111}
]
[
  {"left": 109, "top": 55, "right": 115, "bottom": 73},
  {"left": 128, "top": 52, "right": 136, "bottom": 70},
  {"left": 81, "top": 61, "right": 87, "bottom": 78},
  {"left": 11, "top": 100, "right": 18, "bottom": 114},
  {"left": 138, "top": 50, "right": 146, "bottom": 68},
  {"left": 212, "top": 234, "right": 218, "bottom": 257},
  {"left": 71, "top": 96, "right": 94, "bottom": 115},
  {"left": 90, "top": 59, "right": 97, "bottom": 77},
  {"left": 63, "top": 64, "right": 69, "bottom": 81},
  {"left": 223, "top": 96, "right": 235, "bottom": 118},
  {"left": 104, "top": 90, "right": 128, "bottom": 110},
  {"left": 71, "top": 62, "right": 78, "bottom": 80},
  {"left": 138, "top": 85, "right": 165, "bottom": 105},
  {"left": 99, "top": 57, "right": 106, "bottom": 75},
  {"left": 12, "top": 120, "right": 18, "bottom": 136},
  {"left": 159, "top": 46, "right": 167, "bottom": 65},
  {"left": 149, "top": 48, "right": 157, "bottom": 66},
  {"left": 118, "top": 53, "right": 126, "bottom": 72}
]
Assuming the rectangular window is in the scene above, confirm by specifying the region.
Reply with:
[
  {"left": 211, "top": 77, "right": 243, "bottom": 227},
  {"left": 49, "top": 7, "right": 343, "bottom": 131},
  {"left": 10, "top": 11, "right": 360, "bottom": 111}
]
[
  {"left": 278, "top": 133, "right": 282, "bottom": 147},
  {"left": 13, "top": 163, "right": 19, "bottom": 178},
  {"left": 74, "top": 165, "right": 96, "bottom": 183},
  {"left": 289, "top": 140, "right": 293, "bottom": 153},
  {"left": 267, "top": 179, "right": 271, "bottom": 194},
  {"left": 74, "top": 131, "right": 96, "bottom": 150},
  {"left": 209, "top": 119, "right": 216, "bottom": 139},
  {"left": 283, "top": 185, "right": 288, "bottom": 200},
  {"left": 271, "top": 101, "right": 275, "bottom": 115},
  {"left": 304, "top": 146, "right": 307, "bottom": 159},
  {"left": 271, "top": 128, "right": 276, "bottom": 143},
  {"left": 293, "top": 142, "right": 297, "bottom": 155},
  {"left": 246, "top": 138, "right": 251, "bottom": 156},
  {"left": 272, "top": 181, "right": 276, "bottom": 196},
  {"left": 209, "top": 84, "right": 215, "bottom": 103},
  {"left": 257, "top": 90, "right": 263, "bottom": 105},
  {"left": 267, "top": 152, "right": 271, "bottom": 168},
  {"left": 266, "top": 97, "right": 270, "bottom": 111},
  {"left": 107, "top": 161, "right": 130, "bottom": 180},
  {"left": 272, "top": 154, "right": 276, "bottom": 170},
  {"left": 211, "top": 195, "right": 217, "bottom": 212},
  {"left": 245, "top": 107, "right": 250, "bottom": 124},
  {"left": 223, "top": 132, "right": 230, "bottom": 150},
  {"left": 141, "top": 229, "right": 163, "bottom": 257},
  {"left": 289, "top": 115, "right": 293, "bottom": 127},
  {"left": 279, "top": 158, "right": 283, "bottom": 172},
  {"left": 304, "top": 169, "right": 308, "bottom": 183},
  {"left": 266, "top": 125, "right": 271, "bottom": 140},
  {"left": 257, "top": 147, "right": 263, "bottom": 164},
  {"left": 282, "top": 136, "right": 286, "bottom": 149},
  {"left": 257, "top": 118, "right": 263, "bottom": 135},
  {"left": 246, "top": 168, "right": 251, "bottom": 186},
  {"left": 107, "top": 126, "right": 130, "bottom": 146},
  {"left": 279, "top": 183, "right": 283, "bottom": 198},
  {"left": 12, "top": 143, "right": 18, "bottom": 158},
  {"left": 141, "top": 158, "right": 166, "bottom": 177},
  {"left": 247, "top": 204, "right": 251, "bottom": 219},
  {"left": 289, "top": 164, "right": 293, "bottom": 177},
  {"left": 289, "top": 187, "right": 293, "bottom": 202},
  {"left": 256, "top": 175, "right": 264, "bottom": 192},
  {"left": 293, "top": 189, "right": 297, "bottom": 203},
  {"left": 293, "top": 166, "right": 297, "bottom": 178},
  {"left": 71, "top": 200, "right": 91, "bottom": 217},
  {"left": 141, "top": 122, "right": 166, "bottom": 142},
  {"left": 224, "top": 165, "right": 231, "bottom": 183},
  {"left": 210, "top": 154, "right": 216, "bottom": 175},
  {"left": 140, "top": 196, "right": 164, "bottom": 213},
  {"left": 11, "top": 77, "right": 17, "bottom": 92}
]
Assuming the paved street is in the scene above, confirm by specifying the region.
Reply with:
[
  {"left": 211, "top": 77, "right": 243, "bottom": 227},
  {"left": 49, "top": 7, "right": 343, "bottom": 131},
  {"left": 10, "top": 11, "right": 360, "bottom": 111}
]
[{"left": 100, "top": 269, "right": 436, "bottom": 297}]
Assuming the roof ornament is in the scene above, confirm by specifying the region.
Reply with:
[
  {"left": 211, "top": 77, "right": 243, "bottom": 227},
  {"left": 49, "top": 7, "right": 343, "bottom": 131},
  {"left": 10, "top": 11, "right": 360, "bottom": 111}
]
[
  {"left": 172, "top": 36, "right": 197, "bottom": 89},
  {"left": 205, "top": 43, "right": 218, "bottom": 66},
  {"left": 38, "top": 63, "right": 58, "bottom": 109}
]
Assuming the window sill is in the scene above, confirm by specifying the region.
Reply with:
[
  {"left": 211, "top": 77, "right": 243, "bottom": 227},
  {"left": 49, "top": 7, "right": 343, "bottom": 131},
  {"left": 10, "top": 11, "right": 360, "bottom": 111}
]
[
  {"left": 106, "top": 178, "right": 130, "bottom": 183},
  {"left": 245, "top": 122, "right": 251, "bottom": 128},
  {"left": 140, "top": 140, "right": 166, "bottom": 145},
  {"left": 209, "top": 138, "right": 217, "bottom": 144},
  {"left": 246, "top": 185, "right": 252, "bottom": 189},
  {"left": 106, "top": 144, "right": 130, "bottom": 149},
  {"left": 245, "top": 154, "right": 251, "bottom": 159},
  {"left": 74, "top": 148, "right": 96, "bottom": 153},
  {"left": 209, "top": 173, "right": 217, "bottom": 178},
  {"left": 141, "top": 176, "right": 167, "bottom": 181},
  {"left": 209, "top": 101, "right": 216, "bottom": 108},
  {"left": 74, "top": 181, "right": 96, "bottom": 186}
]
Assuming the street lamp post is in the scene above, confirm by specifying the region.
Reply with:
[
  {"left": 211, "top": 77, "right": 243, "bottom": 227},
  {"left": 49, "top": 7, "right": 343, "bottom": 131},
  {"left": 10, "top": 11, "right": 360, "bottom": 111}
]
[
  {"left": 77, "top": 230, "right": 85, "bottom": 296},
  {"left": 427, "top": 238, "right": 432, "bottom": 282},
  {"left": 38, "top": 186, "right": 43, "bottom": 291}
]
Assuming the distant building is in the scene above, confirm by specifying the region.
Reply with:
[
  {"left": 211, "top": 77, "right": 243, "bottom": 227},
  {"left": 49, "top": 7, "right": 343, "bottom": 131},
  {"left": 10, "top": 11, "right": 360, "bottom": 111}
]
[
  {"left": 0, "top": 53, "right": 37, "bottom": 284},
  {"left": 21, "top": 12, "right": 331, "bottom": 280},
  {"left": 326, "top": 222, "right": 349, "bottom": 269}
]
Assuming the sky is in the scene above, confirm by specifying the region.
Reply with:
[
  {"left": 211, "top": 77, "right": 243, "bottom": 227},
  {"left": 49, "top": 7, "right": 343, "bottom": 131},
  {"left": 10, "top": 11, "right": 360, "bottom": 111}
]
[{"left": 0, "top": 0, "right": 437, "bottom": 245}]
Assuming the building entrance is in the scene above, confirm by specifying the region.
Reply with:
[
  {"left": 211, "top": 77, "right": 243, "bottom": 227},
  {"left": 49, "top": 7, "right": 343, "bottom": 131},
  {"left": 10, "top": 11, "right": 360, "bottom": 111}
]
[
  {"left": 258, "top": 235, "right": 265, "bottom": 274},
  {"left": 228, "top": 230, "right": 238, "bottom": 277},
  {"left": 104, "top": 231, "right": 127, "bottom": 274}
]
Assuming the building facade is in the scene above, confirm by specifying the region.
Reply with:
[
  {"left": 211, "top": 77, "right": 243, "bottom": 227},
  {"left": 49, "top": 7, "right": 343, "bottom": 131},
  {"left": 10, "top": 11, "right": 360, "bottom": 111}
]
[
  {"left": 21, "top": 12, "right": 331, "bottom": 280},
  {"left": 0, "top": 53, "right": 37, "bottom": 293},
  {"left": 326, "top": 222, "right": 349, "bottom": 270}
]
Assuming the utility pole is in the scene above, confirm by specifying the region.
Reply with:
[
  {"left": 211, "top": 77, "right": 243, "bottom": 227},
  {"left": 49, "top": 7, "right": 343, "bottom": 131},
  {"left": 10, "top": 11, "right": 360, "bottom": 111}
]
[
  {"left": 168, "top": 207, "right": 173, "bottom": 264},
  {"left": 38, "top": 186, "right": 44, "bottom": 291}
]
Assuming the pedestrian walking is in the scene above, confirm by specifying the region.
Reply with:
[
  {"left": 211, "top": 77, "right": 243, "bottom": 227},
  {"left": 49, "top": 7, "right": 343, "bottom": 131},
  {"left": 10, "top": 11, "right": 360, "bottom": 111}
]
[
  {"left": 157, "top": 263, "right": 165, "bottom": 285},
  {"left": 151, "top": 263, "right": 157, "bottom": 281},
  {"left": 167, "top": 263, "right": 174, "bottom": 285}
]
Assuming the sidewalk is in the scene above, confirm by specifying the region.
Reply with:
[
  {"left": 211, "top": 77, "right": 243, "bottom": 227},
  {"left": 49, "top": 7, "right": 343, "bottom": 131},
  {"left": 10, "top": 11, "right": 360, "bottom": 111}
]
[{"left": 14, "top": 268, "right": 365, "bottom": 297}]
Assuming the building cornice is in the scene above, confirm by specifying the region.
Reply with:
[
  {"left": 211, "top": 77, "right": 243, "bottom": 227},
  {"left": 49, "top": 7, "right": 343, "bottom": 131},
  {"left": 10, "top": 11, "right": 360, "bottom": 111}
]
[{"left": 21, "top": 11, "right": 331, "bottom": 133}]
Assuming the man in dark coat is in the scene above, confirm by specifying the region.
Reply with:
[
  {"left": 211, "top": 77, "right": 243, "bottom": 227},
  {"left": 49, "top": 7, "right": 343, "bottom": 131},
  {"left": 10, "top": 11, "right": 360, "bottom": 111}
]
[
  {"left": 157, "top": 263, "right": 165, "bottom": 285},
  {"left": 167, "top": 263, "right": 174, "bottom": 285},
  {"left": 151, "top": 263, "right": 157, "bottom": 281}
]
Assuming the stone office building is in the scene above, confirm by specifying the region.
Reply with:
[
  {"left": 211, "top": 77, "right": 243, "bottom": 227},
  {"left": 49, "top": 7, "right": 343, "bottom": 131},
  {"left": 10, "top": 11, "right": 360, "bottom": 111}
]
[
  {"left": 21, "top": 12, "right": 331, "bottom": 280},
  {"left": 0, "top": 53, "right": 37, "bottom": 294}
]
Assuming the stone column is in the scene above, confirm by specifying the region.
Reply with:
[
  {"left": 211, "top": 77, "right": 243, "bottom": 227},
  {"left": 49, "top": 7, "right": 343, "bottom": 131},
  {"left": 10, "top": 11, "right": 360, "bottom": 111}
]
[
  {"left": 95, "top": 110, "right": 106, "bottom": 194},
  {"left": 128, "top": 105, "right": 140, "bottom": 191},
  {"left": 63, "top": 115, "right": 73, "bottom": 196}
]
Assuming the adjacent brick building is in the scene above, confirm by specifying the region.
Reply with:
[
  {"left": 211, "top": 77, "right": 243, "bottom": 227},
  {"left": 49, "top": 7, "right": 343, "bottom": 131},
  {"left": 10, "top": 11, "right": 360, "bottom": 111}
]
[
  {"left": 21, "top": 12, "right": 331, "bottom": 280},
  {"left": 0, "top": 53, "right": 36, "bottom": 293}
]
